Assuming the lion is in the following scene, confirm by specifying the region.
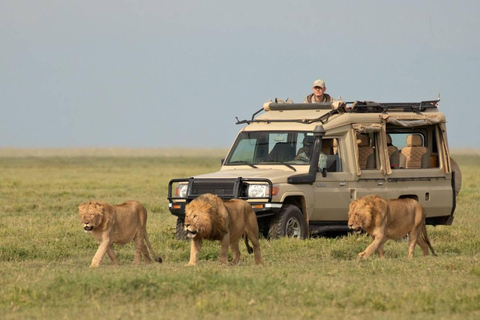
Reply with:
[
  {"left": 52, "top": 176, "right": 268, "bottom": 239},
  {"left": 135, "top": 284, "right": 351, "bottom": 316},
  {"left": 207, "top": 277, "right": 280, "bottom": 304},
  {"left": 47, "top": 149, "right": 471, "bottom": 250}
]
[
  {"left": 78, "top": 200, "right": 162, "bottom": 267},
  {"left": 184, "top": 193, "right": 262, "bottom": 266},
  {"left": 348, "top": 195, "right": 437, "bottom": 259}
]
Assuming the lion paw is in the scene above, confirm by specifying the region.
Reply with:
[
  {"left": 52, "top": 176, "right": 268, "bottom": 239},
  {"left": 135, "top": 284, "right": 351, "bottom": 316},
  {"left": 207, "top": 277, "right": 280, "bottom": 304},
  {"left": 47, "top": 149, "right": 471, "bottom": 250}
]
[{"left": 357, "top": 251, "right": 368, "bottom": 260}]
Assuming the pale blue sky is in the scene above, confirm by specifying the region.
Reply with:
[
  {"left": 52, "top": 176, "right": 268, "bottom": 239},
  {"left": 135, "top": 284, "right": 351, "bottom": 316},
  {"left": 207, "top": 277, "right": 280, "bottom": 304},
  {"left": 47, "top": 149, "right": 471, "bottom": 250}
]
[{"left": 1, "top": 0, "right": 479, "bottom": 148}]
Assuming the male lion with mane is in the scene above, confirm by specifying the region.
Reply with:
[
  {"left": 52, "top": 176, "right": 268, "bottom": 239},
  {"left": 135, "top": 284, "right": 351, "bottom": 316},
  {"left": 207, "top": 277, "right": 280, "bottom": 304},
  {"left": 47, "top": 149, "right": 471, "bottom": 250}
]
[
  {"left": 79, "top": 200, "right": 162, "bottom": 267},
  {"left": 184, "top": 193, "right": 262, "bottom": 266},
  {"left": 348, "top": 195, "right": 437, "bottom": 259}
]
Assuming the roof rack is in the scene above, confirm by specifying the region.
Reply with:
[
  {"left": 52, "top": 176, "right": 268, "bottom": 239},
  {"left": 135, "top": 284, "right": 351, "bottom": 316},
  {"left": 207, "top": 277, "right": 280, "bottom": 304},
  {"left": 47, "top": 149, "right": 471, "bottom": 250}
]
[
  {"left": 235, "top": 99, "right": 440, "bottom": 125},
  {"left": 235, "top": 106, "right": 342, "bottom": 125},
  {"left": 350, "top": 100, "right": 439, "bottom": 114}
]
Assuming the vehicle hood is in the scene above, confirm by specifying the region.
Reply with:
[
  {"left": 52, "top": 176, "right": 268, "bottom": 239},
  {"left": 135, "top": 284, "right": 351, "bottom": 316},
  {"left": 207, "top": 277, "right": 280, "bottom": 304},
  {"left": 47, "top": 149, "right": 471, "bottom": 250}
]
[{"left": 193, "top": 167, "right": 303, "bottom": 183}]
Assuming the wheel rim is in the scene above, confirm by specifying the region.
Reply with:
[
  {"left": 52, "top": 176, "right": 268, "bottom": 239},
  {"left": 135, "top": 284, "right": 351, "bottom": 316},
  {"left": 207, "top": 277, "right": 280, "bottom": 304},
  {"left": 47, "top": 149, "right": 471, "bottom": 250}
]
[{"left": 285, "top": 217, "right": 301, "bottom": 238}]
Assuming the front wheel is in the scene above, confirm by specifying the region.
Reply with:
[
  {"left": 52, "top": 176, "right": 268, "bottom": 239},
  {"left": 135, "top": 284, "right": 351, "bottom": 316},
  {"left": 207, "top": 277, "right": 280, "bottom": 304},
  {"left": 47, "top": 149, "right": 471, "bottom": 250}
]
[
  {"left": 268, "top": 205, "right": 307, "bottom": 239},
  {"left": 175, "top": 217, "right": 188, "bottom": 240}
]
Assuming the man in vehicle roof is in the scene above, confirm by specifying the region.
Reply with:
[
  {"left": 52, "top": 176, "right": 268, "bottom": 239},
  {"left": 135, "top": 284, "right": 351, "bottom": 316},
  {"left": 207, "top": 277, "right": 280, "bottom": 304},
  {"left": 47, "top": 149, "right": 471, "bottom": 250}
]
[{"left": 303, "top": 79, "right": 334, "bottom": 103}]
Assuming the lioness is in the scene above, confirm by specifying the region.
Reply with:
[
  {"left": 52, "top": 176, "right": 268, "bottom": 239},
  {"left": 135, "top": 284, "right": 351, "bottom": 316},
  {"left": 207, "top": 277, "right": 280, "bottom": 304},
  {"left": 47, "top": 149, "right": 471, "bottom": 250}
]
[
  {"left": 184, "top": 193, "right": 262, "bottom": 266},
  {"left": 348, "top": 195, "right": 437, "bottom": 259},
  {"left": 79, "top": 200, "right": 162, "bottom": 267}
]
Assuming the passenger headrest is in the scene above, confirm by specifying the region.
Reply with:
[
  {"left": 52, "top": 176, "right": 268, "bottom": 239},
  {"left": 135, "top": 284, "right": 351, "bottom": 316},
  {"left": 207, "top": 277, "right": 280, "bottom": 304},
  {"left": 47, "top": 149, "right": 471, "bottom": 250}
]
[
  {"left": 406, "top": 134, "right": 423, "bottom": 147},
  {"left": 357, "top": 135, "right": 370, "bottom": 147}
]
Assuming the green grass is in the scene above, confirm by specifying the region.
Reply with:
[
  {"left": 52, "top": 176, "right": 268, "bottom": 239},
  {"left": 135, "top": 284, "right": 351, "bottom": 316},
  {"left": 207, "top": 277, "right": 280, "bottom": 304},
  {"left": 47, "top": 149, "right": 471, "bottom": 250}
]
[{"left": 0, "top": 150, "right": 479, "bottom": 319}]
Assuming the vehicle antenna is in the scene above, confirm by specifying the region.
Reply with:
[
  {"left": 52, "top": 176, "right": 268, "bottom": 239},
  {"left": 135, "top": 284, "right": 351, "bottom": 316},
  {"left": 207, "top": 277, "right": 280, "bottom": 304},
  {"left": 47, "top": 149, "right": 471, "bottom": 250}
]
[{"left": 429, "top": 14, "right": 441, "bottom": 100}]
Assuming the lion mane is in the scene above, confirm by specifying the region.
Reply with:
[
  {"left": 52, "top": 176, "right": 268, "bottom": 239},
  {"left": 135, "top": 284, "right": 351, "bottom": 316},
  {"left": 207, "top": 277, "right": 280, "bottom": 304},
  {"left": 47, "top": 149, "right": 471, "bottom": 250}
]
[
  {"left": 78, "top": 200, "right": 162, "bottom": 267},
  {"left": 348, "top": 195, "right": 437, "bottom": 259},
  {"left": 184, "top": 193, "right": 262, "bottom": 266}
]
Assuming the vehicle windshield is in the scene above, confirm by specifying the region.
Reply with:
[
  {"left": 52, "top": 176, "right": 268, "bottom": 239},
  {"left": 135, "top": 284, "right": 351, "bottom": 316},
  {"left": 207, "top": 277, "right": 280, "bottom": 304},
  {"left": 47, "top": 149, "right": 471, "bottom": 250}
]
[{"left": 224, "top": 131, "right": 313, "bottom": 166}]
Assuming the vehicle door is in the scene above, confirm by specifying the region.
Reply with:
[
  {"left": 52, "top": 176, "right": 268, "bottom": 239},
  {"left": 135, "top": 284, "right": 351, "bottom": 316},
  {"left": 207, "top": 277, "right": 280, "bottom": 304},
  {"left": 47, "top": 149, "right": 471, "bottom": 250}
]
[
  {"left": 311, "top": 137, "right": 352, "bottom": 222},
  {"left": 349, "top": 125, "right": 388, "bottom": 202}
]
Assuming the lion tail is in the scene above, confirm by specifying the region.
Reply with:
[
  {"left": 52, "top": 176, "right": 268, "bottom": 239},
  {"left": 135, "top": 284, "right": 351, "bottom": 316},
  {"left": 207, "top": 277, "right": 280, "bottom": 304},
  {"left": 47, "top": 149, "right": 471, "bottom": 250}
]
[
  {"left": 144, "top": 234, "right": 163, "bottom": 263},
  {"left": 244, "top": 233, "right": 254, "bottom": 254},
  {"left": 422, "top": 223, "right": 437, "bottom": 257}
]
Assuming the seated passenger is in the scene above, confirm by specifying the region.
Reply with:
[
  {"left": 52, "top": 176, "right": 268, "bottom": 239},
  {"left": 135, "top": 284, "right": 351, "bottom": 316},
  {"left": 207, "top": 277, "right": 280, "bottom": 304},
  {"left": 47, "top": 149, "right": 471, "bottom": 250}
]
[{"left": 295, "top": 136, "right": 327, "bottom": 170}]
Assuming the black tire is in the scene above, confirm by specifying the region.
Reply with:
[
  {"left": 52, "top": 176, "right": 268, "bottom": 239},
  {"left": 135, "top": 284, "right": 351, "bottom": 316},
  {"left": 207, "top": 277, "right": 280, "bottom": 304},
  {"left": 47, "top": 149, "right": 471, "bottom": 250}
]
[
  {"left": 175, "top": 217, "right": 189, "bottom": 240},
  {"left": 450, "top": 157, "right": 462, "bottom": 197},
  {"left": 268, "top": 204, "right": 307, "bottom": 239}
]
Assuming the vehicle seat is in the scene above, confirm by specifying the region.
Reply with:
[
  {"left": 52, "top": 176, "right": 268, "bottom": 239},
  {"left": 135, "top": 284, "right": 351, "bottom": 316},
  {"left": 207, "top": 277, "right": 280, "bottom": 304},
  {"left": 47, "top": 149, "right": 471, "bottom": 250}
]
[
  {"left": 265, "top": 142, "right": 295, "bottom": 162},
  {"left": 401, "top": 134, "right": 430, "bottom": 169},
  {"left": 386, "top": 134, "right": 398, "bottom": 156},
  {"left": 387, "top": 134, "right": 401, "bottom": 169},
  {"left": 326, "top": 154, "right": 340, "bottom": 172},
  {"left": 357, "top": 135, "right": 375, "bottom": 169}
]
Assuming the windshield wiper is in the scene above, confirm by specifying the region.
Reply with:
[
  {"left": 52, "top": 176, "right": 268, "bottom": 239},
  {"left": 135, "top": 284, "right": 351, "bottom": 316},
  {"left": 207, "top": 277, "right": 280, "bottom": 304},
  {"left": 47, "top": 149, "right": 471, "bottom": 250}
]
[
  {"left": 228, "top": 161, "right": 258, "bottom": 168},
  {"left": 279, "top": 162, "right": 297, "bottom": 172}
]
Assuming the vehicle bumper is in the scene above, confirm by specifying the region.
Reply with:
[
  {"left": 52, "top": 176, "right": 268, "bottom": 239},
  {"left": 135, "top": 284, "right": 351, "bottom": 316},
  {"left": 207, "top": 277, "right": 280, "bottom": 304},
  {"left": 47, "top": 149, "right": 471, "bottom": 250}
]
[{"left": 169, "top": 202, "right": 283, "bottom": 219}]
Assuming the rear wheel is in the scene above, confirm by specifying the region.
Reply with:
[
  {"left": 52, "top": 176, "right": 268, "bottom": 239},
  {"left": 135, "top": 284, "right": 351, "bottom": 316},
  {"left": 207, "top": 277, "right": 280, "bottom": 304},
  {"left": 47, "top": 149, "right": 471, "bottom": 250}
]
[{"left": 268, "top": 205, "right": 307, "bottom": 239}]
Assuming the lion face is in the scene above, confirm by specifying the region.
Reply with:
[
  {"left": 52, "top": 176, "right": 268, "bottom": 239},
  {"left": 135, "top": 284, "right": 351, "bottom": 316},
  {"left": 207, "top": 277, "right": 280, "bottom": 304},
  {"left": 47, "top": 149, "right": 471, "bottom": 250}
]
[
  {"left": 184, "top": 210, "right": 199, "bottom": 239},
  {"left": 184, "top": 202, "right": 211, "bottom": 239},
  {"left": 78, "top": 202, "right": 105, "bottom": 233},
  {"left": 184, "top": 194, "right": 225, "bottom": 239},
  {"left": 347, "top": 200, "right": 373, "bottom": 233}
]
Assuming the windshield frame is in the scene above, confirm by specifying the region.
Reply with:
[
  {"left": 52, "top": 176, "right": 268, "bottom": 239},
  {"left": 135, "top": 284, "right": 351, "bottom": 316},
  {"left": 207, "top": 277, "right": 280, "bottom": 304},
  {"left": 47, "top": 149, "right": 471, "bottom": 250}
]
[{"left": 224, "top": 130, "right": 314, "bottom": 166}]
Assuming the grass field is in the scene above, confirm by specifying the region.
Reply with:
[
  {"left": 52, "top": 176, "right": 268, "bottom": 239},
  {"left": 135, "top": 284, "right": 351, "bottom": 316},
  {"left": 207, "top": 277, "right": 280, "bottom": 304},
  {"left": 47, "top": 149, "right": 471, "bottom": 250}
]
[{"left": 1, "top": 149, "right": 479, "bottom": 319}]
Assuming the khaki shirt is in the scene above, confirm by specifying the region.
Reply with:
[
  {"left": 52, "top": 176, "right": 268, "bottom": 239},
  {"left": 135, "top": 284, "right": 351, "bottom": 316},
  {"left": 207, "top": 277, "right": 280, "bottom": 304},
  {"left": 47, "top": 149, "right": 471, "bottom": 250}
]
[{"left": 303, "top": 93, "right": 334, "bottom": 103}]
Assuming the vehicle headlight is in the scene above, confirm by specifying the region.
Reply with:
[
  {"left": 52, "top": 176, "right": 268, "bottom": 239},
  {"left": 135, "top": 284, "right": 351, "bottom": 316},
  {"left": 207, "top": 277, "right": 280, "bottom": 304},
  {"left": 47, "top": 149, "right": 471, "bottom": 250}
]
[
  {"left": 248, "top": 185, "right": 268, "bottom": 198},
  {"left": 175, "top": 184, "right": 188, "bottom": 198}
]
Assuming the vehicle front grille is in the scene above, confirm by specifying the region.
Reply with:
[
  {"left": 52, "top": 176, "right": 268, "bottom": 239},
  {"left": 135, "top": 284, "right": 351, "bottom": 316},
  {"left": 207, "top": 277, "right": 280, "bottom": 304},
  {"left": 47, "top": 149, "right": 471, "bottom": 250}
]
[
  {"left": 168, "top": 177, "right": 273, "bottom": 202},
  {"left": 188, "top": 179, "right": 241, "bottom": 199}
]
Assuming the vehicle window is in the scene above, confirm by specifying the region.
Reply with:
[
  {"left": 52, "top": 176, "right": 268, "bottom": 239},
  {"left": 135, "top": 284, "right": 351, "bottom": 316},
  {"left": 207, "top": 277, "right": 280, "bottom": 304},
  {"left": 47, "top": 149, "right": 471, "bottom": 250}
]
[
  {"left": 228, "top": 138, "right": 257, "bottom": 163},
  {"left": 390, "top": 133, "right": 422, "bottom": 150},
  {"left": 225, "top": 132, "right": 343, "bottom": 169},
  {"left": 387, "top": 131, "right": 437, "bottom": 169},
  {"left": 323, "top": 138, "right": 342, "bottom": 172},
  {"left": 225, "top": 131, "right": 309, "bottom": 165},
  {"left": 295, "top": 133, "right": 313, "bottom": 155},
  {"left": 356, "top": 133, "right": 377, "bottom": 170},
  {"left": 400, "top": 133, "right": 431, "bottom": 169},
  {"left": 269, "top": 134, "right": 289, "bottom": 153}
]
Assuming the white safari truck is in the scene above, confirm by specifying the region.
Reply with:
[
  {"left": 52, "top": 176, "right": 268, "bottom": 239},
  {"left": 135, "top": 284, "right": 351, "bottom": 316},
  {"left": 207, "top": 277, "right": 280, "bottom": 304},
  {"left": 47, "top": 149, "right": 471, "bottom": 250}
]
[{"left": 168, "top": 100, "right": 461, "bottom": 239}]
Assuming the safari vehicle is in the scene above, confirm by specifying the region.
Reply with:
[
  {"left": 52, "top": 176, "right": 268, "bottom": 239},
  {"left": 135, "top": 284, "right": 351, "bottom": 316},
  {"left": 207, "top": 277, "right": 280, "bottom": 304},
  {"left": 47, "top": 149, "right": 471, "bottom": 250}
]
[{"left": 168, "top": 100, "right": 461, "bottom": 239}]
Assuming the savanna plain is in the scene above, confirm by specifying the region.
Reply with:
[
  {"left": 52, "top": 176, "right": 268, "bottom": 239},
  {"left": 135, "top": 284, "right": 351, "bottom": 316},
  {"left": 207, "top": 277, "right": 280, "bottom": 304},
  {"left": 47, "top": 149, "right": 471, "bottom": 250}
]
[{"left": 1, "top": 148, "right": 479, "bottom": 320}]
